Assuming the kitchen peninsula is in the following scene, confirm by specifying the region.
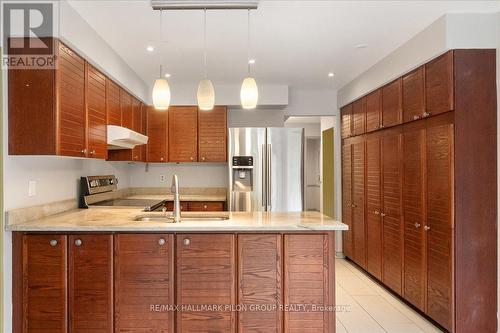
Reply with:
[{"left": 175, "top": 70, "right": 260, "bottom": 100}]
[{"left": 7, "top": 207, "right": 346, "bottom": 333}]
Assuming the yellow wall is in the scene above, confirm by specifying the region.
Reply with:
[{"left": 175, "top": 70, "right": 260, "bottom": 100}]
[{"left": 322, "top": 128, "right": 335, "bottom": 218}]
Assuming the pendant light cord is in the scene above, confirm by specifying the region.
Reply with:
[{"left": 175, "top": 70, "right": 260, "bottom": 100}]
[
  {"left": 247, "top": 9, "right": 251, "bottom": 75},
  {"left": 203, "top": 9, "right": 208, "bottom": 79}
]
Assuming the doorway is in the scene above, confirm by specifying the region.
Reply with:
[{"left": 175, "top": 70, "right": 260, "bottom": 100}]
[{"left": 305, "top": 137, "right": 321, "bottom": 211}]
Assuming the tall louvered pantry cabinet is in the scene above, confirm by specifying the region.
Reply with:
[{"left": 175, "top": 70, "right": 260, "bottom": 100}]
[{"left": 341, "top": 49, "right": 497, "bottom": 333}]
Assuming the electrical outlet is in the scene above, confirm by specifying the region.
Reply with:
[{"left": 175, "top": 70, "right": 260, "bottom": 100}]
[
  {"left": 28, "top": 180, "right": 36, "bottom": 197},
  {"left": 160, "top": 175, "right": 166, "bottom": 183}
]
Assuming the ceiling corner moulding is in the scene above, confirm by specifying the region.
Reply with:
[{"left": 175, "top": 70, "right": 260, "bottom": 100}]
[{"left": 151, "top": 0, "right": 259, "bottom": 10}]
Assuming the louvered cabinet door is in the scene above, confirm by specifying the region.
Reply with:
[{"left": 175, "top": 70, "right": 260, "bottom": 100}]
[
  {"left": 425, "top": 119, "right": 454, "bottom": 331},
  {"left": 69, "top": 235, "right": 113, "bottom": 333},
  {"left": 352, "top": 141, "right": 366, "bottom": 268},
  {"left": 177, "top": 234, "right": 236, "bottom": 333},
  {"left": 120, "top": 89, "right": 133, "bottom": 129},
  {"left": 238, "top": 234, "right": 282, "bottom": 333},
  {"left": 106, "top": 79, "right": 121, "bottom": 126},
  {"left": 57, "top": 42, "right": 86, "bottom": 157},
  {"left": 366, "top": 135, "right": 382, "bottom": 279},
  {"left": 382, "top": 78, "right": 403, "bottom": 128},
  {"left": 169, "top": 106, "right": 198, "bottom": 162},
  {"left": 402, "top": 123, "right": 426, "bottom": 311},
  {"left": 23, "top": 235, "right": 68, "bottom": 333},
  {"left": 86, "top": 65, "right": 107, "bottom": 159},
  {"left": 147, "top": 106, "right": 168, "bottom": 162},
  {"left": 198, "top": 106, "right": 227, "bottom": 162},
  {"left": 284, "top": 234, "right": 334, "bottom": 333},
  {"left": 114, "top": 234, "right": 174, "bottom": 333},
  {"left": 352, "top": 98, "right": 366, "bottom": 136},
  {"left": 403, "top": 66, "right": 426, "bottom": 123},
  {"left": 131, "top": 98, "right": 143, "bottom": 161},
  {"left": 366, "top": 89, "right": 382, "bottom": 132},
  {"left": 341, "top": 104, "right": 353, "bottom": 138},
  {"left": 425, "top": 51, "right": 454, "bottom": 117},
  {"left": 342, "top": 144, "right": 353, "bottom": 258},
  {"left": 381, "top": 129, "right": 403, "bottom": 295}
]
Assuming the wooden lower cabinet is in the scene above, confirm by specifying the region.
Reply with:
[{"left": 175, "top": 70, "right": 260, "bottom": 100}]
[
  {"left": 114, "top": 234, "right": 174, "bottom": 333},
  {"left": 341, "top": 144, "right": 353, "bottom": 259},
  {"left": 351, "top": 141, "right": 366, "bottom": 268},
  {"left": 284, "top": 234, "right": 335, "bottom": 333},
  {"left": 176, "top": 234, "right": 236, "bottom": 333},
  {"left": 69, "top": 235, "right": 113, "bottom": 333},
  {"left": 164, "top": 201, "right": 225, "bottom": 211}
]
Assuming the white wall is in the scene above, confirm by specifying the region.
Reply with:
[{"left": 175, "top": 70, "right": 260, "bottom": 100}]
[
  {"left": 129, "top": 163, "right": 228, "bottom": 188},
  {"left": 228, "top": 108, "right": 285, "bottom": 127},
  {"left": 285, "top": 88, "right": 337, "bottom": 117}
]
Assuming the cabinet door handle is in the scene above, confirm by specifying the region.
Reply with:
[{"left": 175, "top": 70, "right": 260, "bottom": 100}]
[
  {"left": 49, "top": 239, "right": 58, "bottom": 247},
  {"left": 374, "top": 210, "right": 380, "bottom": 215},
  {"left": 74, "top": 239, "right": 82, "bottom": 247},
  {"left": 81, "top": 149, "right": 87, "bottom": 155},
  {"left": 424, "top": 226, "right": 431, "bottom": 231},
  {"left": 351, "top": 203, "right": 357, "bottom": 208},
  {"left": 160, "top": 157, "right": 164, "bottom": 161},
  {"left": 201, "top": 157, "right": 206, "bottom": 161},
  {"left": 183, "top": 238, "right": 190, "bottom": 246},
  {"left": 190, "top": 157, "right": 194, "bottom": 161},
  {"left": 423, "top": 111, "right": 431, "bottom": 118},
  {"left": 414, "top": 223, "right": 421, "bottom": 229},
  {"left": 380, "top": 213, "right": 386, "bottom": 217},
  {"left": 413, "top": 114, "right": 421, "bottom": 120},
  {"left": 158, "top": 238, "right": 166, "bottom": 246}
]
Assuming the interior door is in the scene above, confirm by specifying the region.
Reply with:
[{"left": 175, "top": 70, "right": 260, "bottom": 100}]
[
  {"left": 267, "top": 128, "right": 304, "bottom": 212},
  {"left": 366, "top": 134, "right": 382, "bottom": 279},
  {"left": 352, "top": 140, "right": 366, "bottom": 268},
  {"left": 402, "top": 122, "right": 426, "bottom": 311},
  {"left": 342, "top": 144, "right": 353, "bottom": 258},
  {"left": 381, "top": 129, "right": 403, "bottom": 295},
  {"left": 425, "top": 118, "right": 454, "bottom": 331}
]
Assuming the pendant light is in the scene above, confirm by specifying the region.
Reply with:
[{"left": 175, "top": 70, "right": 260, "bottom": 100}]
[
  {"left": 197, "top": 9, "right": 215, "bottom": 111},
  {"left": 240, "top": 9, "right": 258, "bottom": 109},
  {"left": 152, "top": 10, "right": 171, "bottom": 110}
]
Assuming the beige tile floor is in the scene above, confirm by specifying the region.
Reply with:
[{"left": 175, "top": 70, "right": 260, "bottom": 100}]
[{"left": 335, "top": 258, "right": 445, "bottom": 333}]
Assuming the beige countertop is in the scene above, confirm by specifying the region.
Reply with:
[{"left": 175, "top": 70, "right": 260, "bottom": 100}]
[{"left": 5, "top": 208, "right": 348, "bottom": 232}]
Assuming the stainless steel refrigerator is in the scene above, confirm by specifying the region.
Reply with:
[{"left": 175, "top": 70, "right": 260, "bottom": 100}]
[{"left": 228, "top": 127, "right": 304, "bottom": 212}]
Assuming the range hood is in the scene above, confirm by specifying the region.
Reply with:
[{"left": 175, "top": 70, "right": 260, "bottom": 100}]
[{"left": 107, "top": 125, "right": 148, "bottom": 150}]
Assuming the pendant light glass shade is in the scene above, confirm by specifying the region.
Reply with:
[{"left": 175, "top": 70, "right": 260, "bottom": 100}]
[
  {"left": 240, "top": 77, "right": 258, "bottom": 109},
  {"left": 152, "top": 78, "right": 171, "bottom": 110},
  {"left": 197, "top": 78, "right": 215, "bottom": 111}
]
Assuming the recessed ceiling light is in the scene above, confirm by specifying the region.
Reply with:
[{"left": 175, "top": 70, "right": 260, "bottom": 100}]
[
  {"left": 146, "top": 46, "right": 154, "bottom": 52},
  {"left": 248, "top": 59, "right": 256, "bottom": 64},
  {"left": 328, "top": 72, "right": 335, "bottom": 77},
  {"left": 164, "top": 73, "right": 171, "bottom": 78},
  {"left": 355, "top": 44, "right": 368, "bottom": 49}
]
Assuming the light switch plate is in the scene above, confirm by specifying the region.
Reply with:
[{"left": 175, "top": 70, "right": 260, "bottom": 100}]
[{"left": 28, "top": 180, "right": 36, "bottom": 197}]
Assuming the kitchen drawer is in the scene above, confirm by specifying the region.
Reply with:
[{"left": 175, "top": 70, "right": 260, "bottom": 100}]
[{"left": 188, "top": 201, "right": 225, "bottom": 211}]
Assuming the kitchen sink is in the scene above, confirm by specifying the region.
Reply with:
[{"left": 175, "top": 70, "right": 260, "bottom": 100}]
[{"left": 134, "top": 213, "right": 230, "bottom": 222}]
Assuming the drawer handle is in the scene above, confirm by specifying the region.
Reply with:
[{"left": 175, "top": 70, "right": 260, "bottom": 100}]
[
  {"left": 74, "top": 239, "right": 82, "bottom": 247},
  {"left": 158, "top": 238, "right": 166, "bottom": 246},
  {"left": 203, "top": 204, "right": 208, "bottom": 209},
  {"left": 183, "top": 238, "right": 190, "bottom": 246},
  {"left": 49, "top": 239, "right": 58, "bottom": 247}
]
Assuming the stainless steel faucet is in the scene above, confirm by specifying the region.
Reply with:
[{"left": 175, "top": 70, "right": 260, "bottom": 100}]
[{"left": 171, "top": 174, "right": 181, "bottom": 223}]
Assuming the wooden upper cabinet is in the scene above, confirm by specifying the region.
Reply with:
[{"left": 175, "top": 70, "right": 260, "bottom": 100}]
[
  {"left": 120, "top": 89, "right": 133, "bottom": 129},
  {"left": 342, "top": 144, "right": 353, "bottom": 258},
  {"left": 69, "top": 235, "right": 113, "bottom": 333},
  {"left": 382, "top": 78, "right": 403, "bottom": 128},
  {"left": 425, "top": 51, "right": 454, "bottom": 116},
  {"left": 366, "top": 134, "right": 382, "bottom": 280},
  {"left": 177, "top": 234, "right": 236, "bottom": 332},
  {"left": 381, "top": 129, "right": 403, "bottom": 295},
  {"left": 131, "top": 99, "right": 143, "bottom": 161},
  {"left": 169, "top": 106, "right": 198, "bottom": 162},
  {"left": 403, "top": 67, "right": 426, "bottom": 123},
  {"left": 238, "top": 234, "right": 282, "bottom": 332},
  {"left": 284, "top": 234, "right": 335, "bottom": 332},
  {"left": 114, "top": 234, "right": 174, "bottom": 333},
  {"left": 106, "top": 79, "right": 121, "bottom": 126},
  {"left": 425, "top": 118, "right": 454, "bottom": 331},
  {"left": 198, "top": 106, "right": 227, "bottom": 162},
  {"left": 352, "top": 140, "right": 366, "bottom": 268},
  {"left": 147, "top": 106, "right": 168, "bottom": 162},
  {"left": 341, "top": 104, "right": 353, "bottom": 139},
  {"left": 86, "top": 65, "right": 107, "bottom": 159},
  {"left": 402, "top": 122, "right": 426, "bottom": 311},
  {"left": 22, "top": 234, "right": 68, "bottom": 333},
  {"left": 366, "top": 89, "right": 382, "bottom": 132},
  {"left": 352, "top": 98, "right": 366, "bottom": 136}
]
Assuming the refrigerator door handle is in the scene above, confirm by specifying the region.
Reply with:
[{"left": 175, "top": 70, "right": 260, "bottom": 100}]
[
  {"left": 261, "top": 143, "right": 267, "bottom": 208},
  {"left": 267, "top": 143, "right": 272, "bottom": 210}
]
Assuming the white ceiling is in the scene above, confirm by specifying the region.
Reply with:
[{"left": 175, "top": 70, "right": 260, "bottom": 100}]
[{"left": 69, "top": 0, "right": 500, "bottom": 92}]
